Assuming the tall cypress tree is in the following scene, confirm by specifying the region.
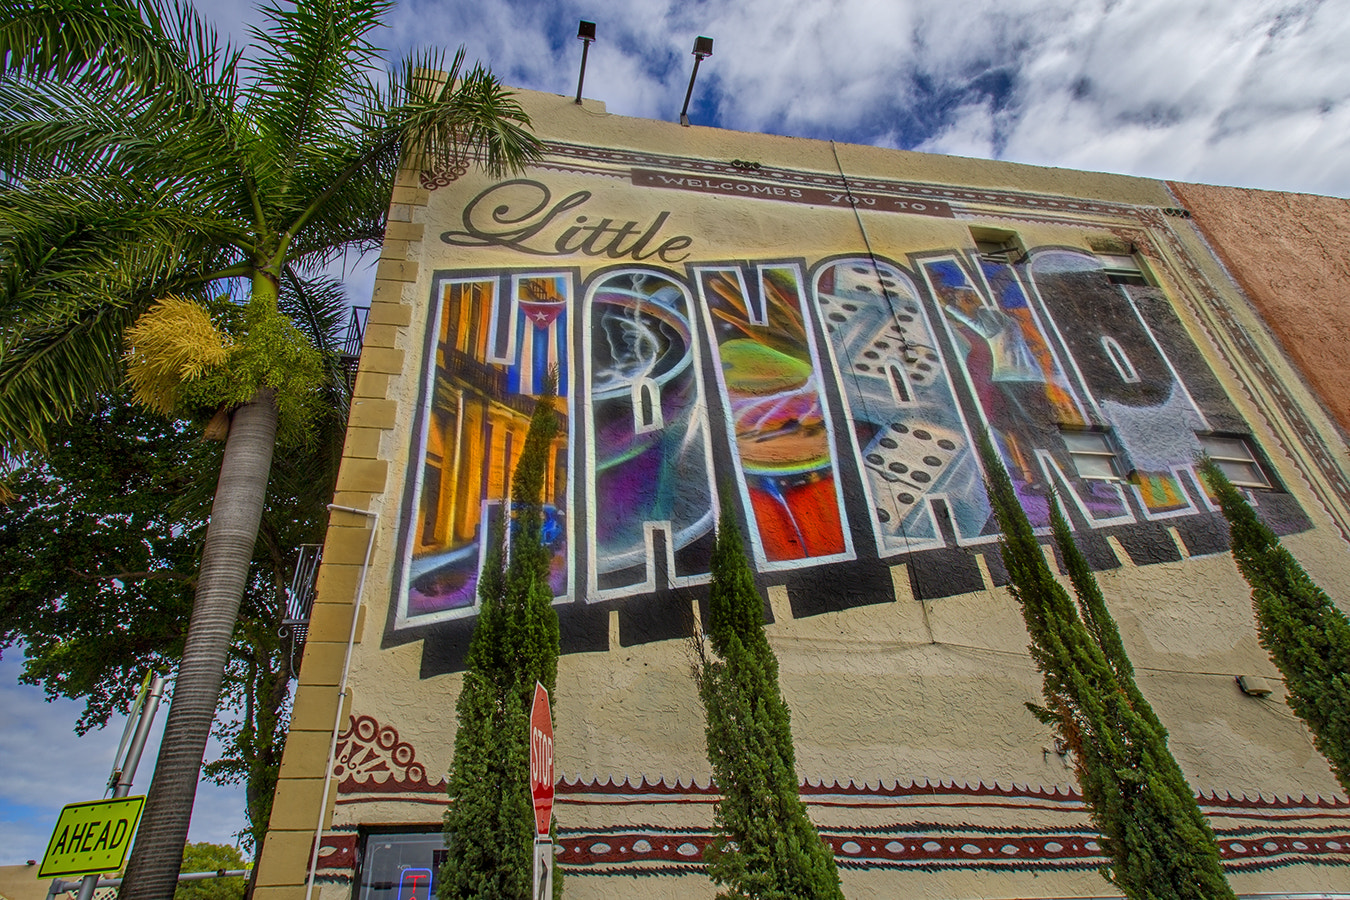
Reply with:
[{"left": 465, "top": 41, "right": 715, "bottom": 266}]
[
  {"left": 1199, "top": 458, "right": 1350, "bottom": 795},
  {"left": 694, "top": 494, "right": 845, "bottom": 900},
  {"left": 442, "top": 377, "right": 563, "bottom": 900},
  {"left": 978, "top": 433, "right": 1234, "bottom": 900}
]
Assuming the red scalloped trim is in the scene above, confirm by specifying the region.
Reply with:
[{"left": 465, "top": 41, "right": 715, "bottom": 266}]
[{"left": 332, "top": 714, "right": 1350, "bottom": 815}]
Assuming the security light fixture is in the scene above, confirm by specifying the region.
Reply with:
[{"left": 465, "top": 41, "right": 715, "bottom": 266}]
[
  {"left": 679, "top": 36, "right": 714, "bottom": 126},
  {"left": 575, "top": 21, "right": 596, "bottom": 105},
  {"left": 1237, "top": 674, "right": 1274, "bottom": 698}
]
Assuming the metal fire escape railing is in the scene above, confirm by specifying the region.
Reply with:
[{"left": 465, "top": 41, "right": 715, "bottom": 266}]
[
  {"left": 282, "top": 543, "right": 323, "bottom": 676},
  {"left": 339, "top": 305, "right": 370, "bottom": 394}
]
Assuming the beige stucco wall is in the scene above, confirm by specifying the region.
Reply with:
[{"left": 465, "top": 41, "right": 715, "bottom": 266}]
[{"left": 255, "top": 90, "right": 1350, "bottom": 900}]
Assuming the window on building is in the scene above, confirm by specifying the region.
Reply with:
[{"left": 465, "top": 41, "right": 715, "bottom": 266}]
[
  {"left": 1061, "top": 429, "right": 1124, "bottom": 481},
  {"left": 1098, "top": 253, "right": 1152, "bottom": 286},
  {"left": 1198, "top": 434, "right": 1272, "bottom": 489},
  {"left": 887, "top": 363, "right": 913, "bottom": 404},
  {"left": 969, "top": 226, "right": 1027, "bottom": 265},
  {"left": 357, "top": 831, "right": 444, "bottom": 900},
  {"left": 1088, "top": 236, "right": 1153, "bottom": 286}
]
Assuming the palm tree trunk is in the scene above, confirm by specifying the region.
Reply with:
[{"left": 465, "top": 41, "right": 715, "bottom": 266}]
[{"left": 120, "top": 389, "right": 279, "bottom": 900}]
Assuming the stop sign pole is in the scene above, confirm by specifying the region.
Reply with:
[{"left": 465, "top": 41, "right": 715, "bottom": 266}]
[{"left": 529, "top": 683, "right": 554, "bottom": 899}]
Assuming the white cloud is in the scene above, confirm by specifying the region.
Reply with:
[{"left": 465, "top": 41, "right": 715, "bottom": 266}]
[{"left": 912, "top": 0, "right": 1350, "bottom": 194}]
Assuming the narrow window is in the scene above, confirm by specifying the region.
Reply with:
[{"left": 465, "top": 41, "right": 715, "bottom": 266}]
[
  {"left": 1098, "top": 252, "right": 1151, "bottom": 286},
  {"left": 633, "top": 379, "right": 663, "bottom": 433},
  {"left": 1199, "top": 434, "right": 1272, "bottom": 489},
  {"left": 639, "top": 384, "right": 655, "bottom": 428},
  {"left": 1061, "top": 429, "right": 1124, "bottom": 481},
  {"left": 1100, "top": 335, "right": 1140, "bottom": 384},
  {"left": 969, "top": 226, "right": 1027, "bottom": 265}
]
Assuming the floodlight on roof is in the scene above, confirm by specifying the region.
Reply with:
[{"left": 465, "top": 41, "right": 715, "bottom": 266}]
[
  {"left": 679, "top": 36, "right": 714, "bottom": 126},
  {"left": 575, "top": 21, "right": 596, "bottom": 105}
]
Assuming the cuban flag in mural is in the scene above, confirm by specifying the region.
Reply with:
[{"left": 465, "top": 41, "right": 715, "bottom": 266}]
[{"left": 513, "top": 275, "right": 569, "bottom": 397}]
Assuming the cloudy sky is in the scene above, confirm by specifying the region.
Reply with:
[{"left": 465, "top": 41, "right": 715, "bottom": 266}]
[
  {"left": 4, "top": 0, "right": 1348, "bottom": 868},
  {"left": 379, "top": 0, "right": 1350, "bottom": 199},
  {"left": 179, "top": 0, "right": 1350, "bottom": 201},
  {"left": 0, "top": 654, "right": 245, "bottom": 866}
]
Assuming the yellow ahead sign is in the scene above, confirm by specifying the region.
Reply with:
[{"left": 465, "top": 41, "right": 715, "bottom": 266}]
[{"left": 38, "top": 797, "right": 145, "bottom": 878}]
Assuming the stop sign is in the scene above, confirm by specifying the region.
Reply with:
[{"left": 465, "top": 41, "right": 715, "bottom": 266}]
[{"left": 529, "top": 682, "right": 554, "bottom": 836}]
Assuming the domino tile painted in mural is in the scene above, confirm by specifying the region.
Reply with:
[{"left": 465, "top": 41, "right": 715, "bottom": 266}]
[
  {"left": 585, "top": 268, "right": 718, "bottom": 598},
  {"left": 399, "top": 273, "right": 572, "bottom": 627},
  {"left": 693, "top": 263, "right": 853, "bottom": 568},
  {"left": 813, "top": 257, "right": 986, "bottom": 554}
]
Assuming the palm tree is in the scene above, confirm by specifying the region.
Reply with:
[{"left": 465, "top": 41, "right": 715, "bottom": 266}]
[{"left": 0, "top": 2, "right": 542, "bottom": 897}]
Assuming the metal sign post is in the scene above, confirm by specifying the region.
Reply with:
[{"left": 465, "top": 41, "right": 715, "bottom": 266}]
[
  {"left": 532, "top": 839, "right": 553, "bottom": 900},
  {"left": 41, "top": 673, "right": 165, "bottom": 900}
]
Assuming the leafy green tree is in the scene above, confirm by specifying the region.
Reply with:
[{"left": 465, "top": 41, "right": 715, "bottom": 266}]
[
  {"left": 0, "top": 389, "right": 343, "bottom": 852},
  {"left": 175, "top": 843, "right": 246, "bottom": 900},
  {"left": 0, "top": 1, "right": 541, "bottom": 895},
  {"left": 1200, "top": 458, "right": 1350, "bottom": 794},
  {"left": 692, "top": 494, "right": 844, "bottom": 900},
  {"left": 977, "top": 433, "right": 1234, "bottom": 900},
  {"left": 441, "top": 379, "right": 562, "bottom": 900}
]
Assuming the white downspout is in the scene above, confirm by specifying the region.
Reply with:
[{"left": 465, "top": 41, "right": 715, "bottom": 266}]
[{"left": 304, "top": 503, "right": 380, "bottom": 900}]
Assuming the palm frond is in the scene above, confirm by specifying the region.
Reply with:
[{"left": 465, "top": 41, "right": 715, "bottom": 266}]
[
  {"left": 263, "top": 45, "right": 541, "bottom": 265},
  {"left": 0, "top": 304, "right": 135, "bottom": 452},
  {"left": 0, "top": 180, "right": 239, "bottom": 451},
  {"left": 277, "top": 268, "right": 355, "bottom": 421},
  {"left": 383, "top": 47, "right": 544, "bottom": 178},
  {"left": 0, "top": 0, "right": 240, "bottom": 118},
  {"left": 278, "top": 269, "right": 346, "bottom": 356},
  {"left": 275, "top": 140, "right": 397, "bottom": 266},
  {"left": 0, "top": 78, "right": 246, "bottom": 199},
  {"left": 243, "top": 0, "right": 392, "bottom": 215}
]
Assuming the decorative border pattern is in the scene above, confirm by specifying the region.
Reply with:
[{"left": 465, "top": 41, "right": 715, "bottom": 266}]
[
  {"left": 333, "top": 715, "right": 434, "bottom": 789},
  {"left": 316, "top": 831, "right": 357, "bottom": 872},
  {"left": 552, "top": 827, "right": 1350, "bottom": 873},
  {"left": 326, "top": 714, "right": 1350, "bottom": 878},
  {"left": 538, "top": 142, "right": 1144, "bottom": 220},
  {"left": 317, "top": 825, "right": 1350, "bottom": 878}
]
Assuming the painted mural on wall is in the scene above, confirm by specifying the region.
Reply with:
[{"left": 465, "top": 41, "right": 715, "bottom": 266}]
[
  {"left": 585, "top": 268, "right": 715, "bottom": 598},
  {"left": 694, "top": 263, "right": 850, "bottom": 566},
  {"left": 399, "top": 272, "right": 571, "bottom": 626},
  {"left": 388, "top": 174, "right": 1311, "bottom": 666}
]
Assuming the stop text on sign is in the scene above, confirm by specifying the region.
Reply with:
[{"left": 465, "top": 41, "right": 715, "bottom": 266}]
[{"left": 529, "top": 682, "right": 554, "bottom": 836}]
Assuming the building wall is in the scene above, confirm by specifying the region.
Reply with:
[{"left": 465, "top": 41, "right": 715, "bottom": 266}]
[
  {"left": 255, "top": 91, "right": 1350, "bottom": 900},
  {"left": 1168, "top": 181, "right": 1350, "bottom": 438}
]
